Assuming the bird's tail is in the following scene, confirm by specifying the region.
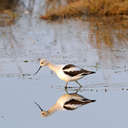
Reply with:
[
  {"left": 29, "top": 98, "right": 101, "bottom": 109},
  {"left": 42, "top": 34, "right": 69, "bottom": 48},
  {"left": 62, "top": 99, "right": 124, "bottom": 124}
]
[
  {"left": 88, "top": 71, "right": 95, "bottom": 74},
  {"left": 90, "top": 100, "right": 96, "bottom": 102},
  {"left": 83, "top": 99, "right": 96, "bottom": 104},
  {"left": 83, "top": 70, "right": 95, "bottom": 75},
  {"left": 81, "top": 99, "right": 96, "bottom": 105}
]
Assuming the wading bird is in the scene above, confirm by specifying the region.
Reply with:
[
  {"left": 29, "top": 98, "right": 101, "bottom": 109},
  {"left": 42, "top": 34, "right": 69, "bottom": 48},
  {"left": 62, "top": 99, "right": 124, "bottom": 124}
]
[
  {"left": 34, "top": 59, "right": 95, "bottom": 88},
  {"left": 35, "top": 93, "right": 96, "bottom": 117}
]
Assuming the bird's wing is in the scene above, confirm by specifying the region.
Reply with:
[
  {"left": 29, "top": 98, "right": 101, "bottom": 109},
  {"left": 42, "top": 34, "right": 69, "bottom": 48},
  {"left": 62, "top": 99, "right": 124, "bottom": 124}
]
[
  {"left": 64, "top": 69, "right": 89, "bottom": 77},
  {"left": 63, "top": 95, "right": 96, "bottom": 110},
  {"left": 63, "top": 98, "right": 87, "bottom": 110},
  {"left": 63, "top": 64, "right": 76, "bottom": 70},
  {"left": 63, "top": 99, "right": 81, "bottom": 110},
  {"left": 63, "top": 64, "right": 95, "bottom": 77},
  {"left": 63, "top": 64, "right": 84, "bottom": 77}
]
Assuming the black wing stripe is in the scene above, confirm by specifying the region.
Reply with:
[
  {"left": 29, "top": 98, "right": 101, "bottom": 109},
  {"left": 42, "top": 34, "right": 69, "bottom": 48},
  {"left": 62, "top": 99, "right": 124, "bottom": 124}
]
[
  {"left": 64, "top": 99, "right": 96, "bottom": 105},
  {"left": 64, "top": 69, "right": 95, "bottom": 77},
  {"left": 63, "top": 105, "right": 76, "bottom": 110},
  {"left": 63, "top": 99, "right": 96, "bottom": 110},
  {"left": 65, "top": 99, "right": 86, "bottom": 105},
  {"left": 63, "top": 64, "right": 76, "bottom": 70}
]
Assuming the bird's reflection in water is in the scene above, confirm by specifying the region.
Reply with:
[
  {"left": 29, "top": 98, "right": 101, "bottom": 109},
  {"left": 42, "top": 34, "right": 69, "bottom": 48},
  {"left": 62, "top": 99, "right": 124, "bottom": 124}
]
[{"left": 35, "top": 87, "right": 96, "bottom": 117}]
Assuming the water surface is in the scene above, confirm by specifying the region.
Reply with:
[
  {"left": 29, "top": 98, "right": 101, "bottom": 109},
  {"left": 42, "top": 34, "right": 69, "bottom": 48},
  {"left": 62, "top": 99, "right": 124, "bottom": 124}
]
[{"left": 0, "top": 0, "right": 128, "bottom": 128}]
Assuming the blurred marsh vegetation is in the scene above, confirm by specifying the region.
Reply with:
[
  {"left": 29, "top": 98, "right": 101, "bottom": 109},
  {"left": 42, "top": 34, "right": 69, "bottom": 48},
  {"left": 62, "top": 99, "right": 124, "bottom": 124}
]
[
  {"left": 40, "top": 0, "right": 128, "bottom": 48},
  {"left": 0, "top": 0, "right": 128, "bottom": 82},
  {"left": 0, "top": 0, "right": 23, "bottom": 26},
  {"left": 0, "top": 0, "right": 30, "bottom": 78}
]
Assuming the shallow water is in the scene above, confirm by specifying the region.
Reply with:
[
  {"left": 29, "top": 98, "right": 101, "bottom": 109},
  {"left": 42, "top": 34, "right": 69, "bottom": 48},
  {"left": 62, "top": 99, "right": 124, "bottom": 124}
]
[
  {"left": 0, "top": 0, "right": 128, "bottom": 128},
  {"left": 0, "top": 70, "right": 128, "bottom": 128}
]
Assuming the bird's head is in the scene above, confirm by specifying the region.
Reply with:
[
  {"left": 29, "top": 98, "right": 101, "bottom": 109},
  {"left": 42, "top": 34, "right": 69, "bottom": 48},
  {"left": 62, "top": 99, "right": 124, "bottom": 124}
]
[
  {"left": 34, "top": 59, "right": 49, "bottom": 75},
  {"left": 41, "top": 111, "right": 49, "bottom": 117},
  {"left": 40, "top": 59, "right": 49, "bottom": 67},
  {"left": 34, "top": 102, "right": 49, "bottom": 117}
]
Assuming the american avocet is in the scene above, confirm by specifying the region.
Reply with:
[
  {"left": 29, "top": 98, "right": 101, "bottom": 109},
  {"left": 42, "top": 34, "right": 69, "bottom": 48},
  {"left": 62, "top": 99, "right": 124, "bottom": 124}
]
[
  {"left": 34, "top": 59, "right": 95, "bottom": 88},
  {"left": 35, "top": 93, "right": 96, "bottom": 117}
]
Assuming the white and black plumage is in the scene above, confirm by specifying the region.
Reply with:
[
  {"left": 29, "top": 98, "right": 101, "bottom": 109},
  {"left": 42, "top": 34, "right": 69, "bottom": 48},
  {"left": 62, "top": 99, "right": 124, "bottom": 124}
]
[
  {"left": 34, "top": 59, "right": 95, "bottom": 88},
  {"left": 35, "top": 93, "right": 96, "bottom": 117}
]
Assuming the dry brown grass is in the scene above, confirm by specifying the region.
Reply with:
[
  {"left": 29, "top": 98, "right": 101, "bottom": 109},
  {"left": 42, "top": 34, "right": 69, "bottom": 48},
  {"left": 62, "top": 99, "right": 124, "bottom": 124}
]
[
  {"left": 40, "top": 0, "right": 128, "bottom": 20},
  {"left": 0, "top": 0, "right": 18, "bottom": 11},
  {"left": 40, "top": 0, "right": 128, "bottom": 48},
  {"left": 0, "top": 0, "right": 19, "bottom": 26}
]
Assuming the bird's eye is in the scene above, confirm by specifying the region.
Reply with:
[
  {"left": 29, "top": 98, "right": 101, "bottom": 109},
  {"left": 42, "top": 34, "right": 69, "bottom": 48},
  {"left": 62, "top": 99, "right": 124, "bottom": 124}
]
[{"left": 41, "top": 62, "right": 44, "bottom": 64}]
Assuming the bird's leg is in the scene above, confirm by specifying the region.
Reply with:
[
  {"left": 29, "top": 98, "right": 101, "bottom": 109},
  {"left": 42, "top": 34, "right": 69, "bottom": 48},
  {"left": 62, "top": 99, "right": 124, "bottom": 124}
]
[
  {"left": 65, "top": 82, "right": 68, "bottom": 89},
  {"left": 75, "top": 86, "right": 82, "bottom": 94},
  {"left": 75, "top": 81, "right": 82, "bottom": 88},
  {"left": 65, "top": 87, "right": 69, "bottom": 94}
]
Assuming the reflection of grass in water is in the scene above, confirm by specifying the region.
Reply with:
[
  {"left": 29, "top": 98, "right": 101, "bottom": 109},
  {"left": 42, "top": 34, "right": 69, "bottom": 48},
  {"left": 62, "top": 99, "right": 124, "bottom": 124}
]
[
  {"left": 40, "top": 0, "right": 128, "bottom": 48},
  {"left": 88, "top": 16, "right": 128, "bottom": 48},
  {"left": 0, "top": 0, "right": 20, "bottom": 26}
]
